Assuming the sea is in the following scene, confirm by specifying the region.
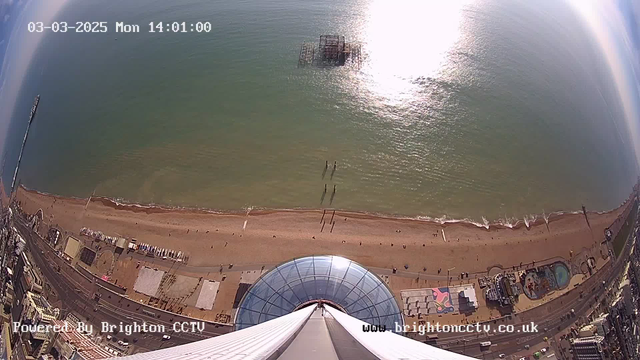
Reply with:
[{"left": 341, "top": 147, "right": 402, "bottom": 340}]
[{"left": 2, "top": 0, "right": 638, "bottom": 222}]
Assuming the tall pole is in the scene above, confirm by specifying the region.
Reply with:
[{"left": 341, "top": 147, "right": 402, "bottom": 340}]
[
  {"left": 1, "top": 95, "right": 39, "bottom": 305},
  {"left": 447, "top": 267, "right": 455, "bottom": 288},
  {"left": 10, "top": 95, "right": 40, "bottom": 198}
]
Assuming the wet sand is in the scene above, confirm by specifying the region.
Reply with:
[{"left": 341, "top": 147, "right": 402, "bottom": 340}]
[{"left": 15, "top": 186, "right": 632, "bottom": 274}]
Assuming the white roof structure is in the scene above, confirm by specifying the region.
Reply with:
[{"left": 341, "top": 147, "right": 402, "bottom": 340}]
[
  {"left": 111, "top": 305, "right": 315, "bottom": 360},
  {"left": 113, "top": 304, "right": 474, "bottom": 360},
  {"left": 461, "top": 287, "right": 478, "bottom": 309},
  {"left": 324, "top": 305, "right": 474, "bottom": 360}
]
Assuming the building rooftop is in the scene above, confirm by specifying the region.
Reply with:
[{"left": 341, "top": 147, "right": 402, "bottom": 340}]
[
  {"left": 579, "top": 324, "right": 597, "bottom": 337},
  {"left": 573, "top": 335, "right": 605, "bottom": 344},
  {"left": 51, "top": 320, "right": 111, "bottom": 359},
  {"left": 26, "top": 291, "right": 54, "bottom": 318}
]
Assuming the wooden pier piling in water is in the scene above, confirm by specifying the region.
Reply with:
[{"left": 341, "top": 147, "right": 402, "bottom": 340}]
[{"left": 298, "top": 35, "right": 361, "bottom": 68}]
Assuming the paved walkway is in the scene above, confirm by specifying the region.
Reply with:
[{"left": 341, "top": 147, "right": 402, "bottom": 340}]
[{"left": 122, "top": 252, "right": 570, "bottom": 282}]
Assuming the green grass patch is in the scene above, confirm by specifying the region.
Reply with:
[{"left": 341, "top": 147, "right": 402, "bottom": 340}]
[{"left": 613, "top": 200, "right": 638, "bottom": 256}]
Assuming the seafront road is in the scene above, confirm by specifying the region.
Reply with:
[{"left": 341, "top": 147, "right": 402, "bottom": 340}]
[{"left": 15, "top": 219, "right": 231, "bottom": 354}]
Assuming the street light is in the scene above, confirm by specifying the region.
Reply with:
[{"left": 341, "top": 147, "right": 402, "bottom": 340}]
[{"left": 447, "top": 267, "right": 455, "bottom": 287}]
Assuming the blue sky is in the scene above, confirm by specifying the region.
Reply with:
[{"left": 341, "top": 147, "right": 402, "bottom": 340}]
[
  {"left": 573, "top": 0, "right": 640, "bottom": 169},
  {"left": 618, "top": 0, "right": 640, "bottom": 52},
  {"left": 0, "top": 0, "right": 27, "bottom": 68},
  {"left": 0, "top": 0, "right": 67, "bottom": 158}
]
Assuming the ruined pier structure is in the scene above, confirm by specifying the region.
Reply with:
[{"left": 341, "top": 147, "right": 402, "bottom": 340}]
[{"left": 299, "top": 35, "right": 362, "bottom": 68}]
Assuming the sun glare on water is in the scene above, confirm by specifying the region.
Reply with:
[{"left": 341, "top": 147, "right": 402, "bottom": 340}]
[{"left": 357, "top": 0, "right": 473, "bottom": 106}]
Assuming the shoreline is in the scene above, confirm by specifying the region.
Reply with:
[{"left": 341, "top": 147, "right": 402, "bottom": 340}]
[
  {"left": 15, "top": 184, "right": 635, "bottom": 330},
  {"left": 18, "top": 185, "right": 634, "bottom": 231},
  {"left": 14, "top": 184, "right": 632, "bottom": 274}
]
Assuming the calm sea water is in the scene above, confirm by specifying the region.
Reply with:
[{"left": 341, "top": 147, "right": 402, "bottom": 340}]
[{"left": 3, "top": 0, "right": 638, "bottom": 221}]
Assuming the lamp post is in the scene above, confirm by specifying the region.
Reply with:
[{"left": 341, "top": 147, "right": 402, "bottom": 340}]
[{"left": 447, "top": 267, "right": 455, "bottom": 288}]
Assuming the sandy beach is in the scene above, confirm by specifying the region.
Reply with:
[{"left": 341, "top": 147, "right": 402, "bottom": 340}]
[{"left": 15, "top": 186, "right": 633, "bottom": 275}]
